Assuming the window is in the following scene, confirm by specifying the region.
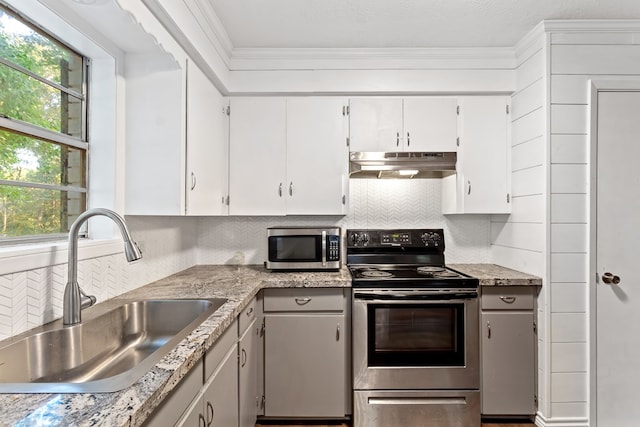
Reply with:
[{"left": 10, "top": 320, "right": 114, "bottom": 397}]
[{"left": 0, "top": 5, "right": 88, "bottom": 243}]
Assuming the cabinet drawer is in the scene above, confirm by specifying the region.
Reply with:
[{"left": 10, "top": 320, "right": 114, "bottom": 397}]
[
  {"left": 263, "top": 288, "right": 344, "bottom": 312},
  {"left": 204, "top": 319, "right": 237, "bottom": 380},
  {"left": 239, "top": 298, "right": 257, "bottom": 336},
  {"left": 481, "top": 287, "right": 534, "bottom": 310}
]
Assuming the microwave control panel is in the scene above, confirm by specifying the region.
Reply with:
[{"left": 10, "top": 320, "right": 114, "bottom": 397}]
[{"left": 328, "top": 235, "right": 341, "bottom": 261}]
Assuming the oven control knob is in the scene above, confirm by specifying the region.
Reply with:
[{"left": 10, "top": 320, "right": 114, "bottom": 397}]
[
  {"left": 361, "top": 233, "right": 370, "bottom": 246},
  {"left": 421, "top": 233, "right": 431, "bottom": 246}
]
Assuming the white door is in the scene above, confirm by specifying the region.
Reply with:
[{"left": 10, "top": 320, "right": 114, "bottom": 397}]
[
  {"left": 228, "top": 97, "right": 286, "bottom": 215},
  {"left": 596, "top": 90, "right": 640, "bottom": 426},
  {"left": 286, "top": 98, "right": 348, "bottom": 215}
]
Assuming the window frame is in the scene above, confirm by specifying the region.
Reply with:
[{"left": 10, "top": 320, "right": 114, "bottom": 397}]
[{"left": 0, "top": 3, "right": 90, "bottom": 245}]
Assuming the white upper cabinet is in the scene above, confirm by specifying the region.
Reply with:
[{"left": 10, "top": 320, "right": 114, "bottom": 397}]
[
  {"left": 186, "top": 60, "right": 229, "bottom": 216},
  {"left": 442, "top": 96, "right": 511, "bottom": 214},
  {"left": 126, "top": 54, "right": 229, "bottom": 216},
  {"left": 286, "top": 98, "right": 349, "bottom": 215},
  {"left": 228, "top": 98, "right": 287, "bottom": 216},
  {"left": 349, "top": 98, "right": 403, "bottom": 152},
  {"left": 403, "top": 98, "right": 458, "bottom": 152},
  {"left": 349, "top": 97, "right": 458, "bottom": 152},
  {"left": 228, "top": 97, "right": 348, "bottom": 216}
]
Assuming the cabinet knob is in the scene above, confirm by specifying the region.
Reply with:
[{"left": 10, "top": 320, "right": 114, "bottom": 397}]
[
  {"left": 487, "top": 320, "right": 491, "bottom": 339},
  {"left": 289, "top": 182, "right": 293, "bottom": 196},
  {"left": 602, "top": 272, "right": 621, "bottom": 285},
  {"left": 191, "top": 172, "right": 197, "bottom": 191},
  {"left": 278, "top": 182, "right": 283, "bottom": 197},
  {"left": 198, "top": 414, "right": 206, "bottom": 427},
  {"left": 241, "top": 348, "right": 247, "bottom": 367},
  {"left": 407, "top": 132, "right": 410, "bottom": 146},
  {"left": 336, "top": 324, "right": 340, "bottom": 341},
  {"left": 396, "top": 132, "right": 400, "bottom": 147},
  {"left": 467, "top": 180, "right": 471, "bottom": 195},
  {"left": 295, "top": 297, "right": 311, "bottom": 305},
  {"left": 499, "top": 296, "right": 516, "bottom": 304}
]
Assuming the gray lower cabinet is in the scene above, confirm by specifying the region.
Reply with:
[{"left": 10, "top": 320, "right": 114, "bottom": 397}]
[
  {"left": 261, "top": 288, "right": 349, "bottom": 419},
  {"left": 480, "top": 286, "right": 537, "bottom": 416},
  {"left": 239, "top": 300, "right": 259, "bottom": 427}
]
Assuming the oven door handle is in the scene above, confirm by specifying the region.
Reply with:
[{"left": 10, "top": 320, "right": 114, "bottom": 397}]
[{"left": 353, "top": 291, "right": 477, "bottom": 301}]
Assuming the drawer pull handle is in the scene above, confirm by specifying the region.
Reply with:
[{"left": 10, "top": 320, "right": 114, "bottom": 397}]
[
  {"left": 206, "top": 401, "right": 214, "bottom": 425},
  {"left": 336, "top": 324, "right": 340, "bottom": 341},
  {"left": 487, "top": 320, "right": 491, "bottom": 339},
  {"left": 246, "top": 307, "right": 254, "bottom": 316},
  {"left": 241, "top": 348, "right": 247, "bottom": 367},
  {"left": 295, "top": 297, "right": 311, "bottom": 305},
  {"left": 499, "top": 296, "right": 516, "bottom": 303}
]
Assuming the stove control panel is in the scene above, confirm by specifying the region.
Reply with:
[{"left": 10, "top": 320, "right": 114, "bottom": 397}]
[
  {"left": 347, "top": 229, "right": 445, "bottom": 249},
  {"left": 381, "top": 232, "right": 411, "bottom": 245}
]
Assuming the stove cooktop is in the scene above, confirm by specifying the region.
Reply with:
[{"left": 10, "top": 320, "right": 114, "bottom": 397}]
[{"left": 348, "top": 264, "right": 479, "bottom": 288}]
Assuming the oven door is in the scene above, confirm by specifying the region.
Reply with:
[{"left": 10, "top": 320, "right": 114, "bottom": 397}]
[{"left": 353, "top": 289, "right": 479, "bottom": 390}]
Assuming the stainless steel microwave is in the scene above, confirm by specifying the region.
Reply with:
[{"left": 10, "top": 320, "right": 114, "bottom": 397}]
[{"left": 266, "top": 227, "right": 341, "bottom": 270}]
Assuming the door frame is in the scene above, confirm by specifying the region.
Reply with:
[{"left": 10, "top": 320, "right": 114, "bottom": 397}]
[{"left": 588, "top": 79, "right": 640, "bottom": 427}]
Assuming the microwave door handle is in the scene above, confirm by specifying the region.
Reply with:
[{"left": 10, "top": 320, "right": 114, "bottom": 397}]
[{"left": 322, "top": 231, "right": 327, "bottom": 267}]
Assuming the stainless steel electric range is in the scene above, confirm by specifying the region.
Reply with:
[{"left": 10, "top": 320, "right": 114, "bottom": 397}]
[{"left": 347, "top": 228, "right": 480, "bottom": 427}]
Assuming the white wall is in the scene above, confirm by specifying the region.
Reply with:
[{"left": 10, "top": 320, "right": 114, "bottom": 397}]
[{"left": 544, "top": 29, "right": 640, "bottom": 424}]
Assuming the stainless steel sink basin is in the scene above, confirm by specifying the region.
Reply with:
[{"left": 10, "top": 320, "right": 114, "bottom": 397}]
[{"left": 0, "top": 298, "right": 227, "bottom": 393}]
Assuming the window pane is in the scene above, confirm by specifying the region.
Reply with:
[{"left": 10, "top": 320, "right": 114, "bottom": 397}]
[
  {"left": 0, "top": 130, "right": 86, "bottom": 187},
  {"left": 0, "top": 186, "right": 85, "bottom": 238},
  {"left": 0, "top": 65, "right": 82, "bottom": 136},
  {"left": 0, "top": 8, "right": 83, "bottom": 91}
]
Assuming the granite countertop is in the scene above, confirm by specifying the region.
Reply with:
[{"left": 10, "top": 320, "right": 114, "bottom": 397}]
[
  {"left": 450, "top": 263, "right": 542, "bottom": 286},
  {"left": 0, "top": 265, "right": 351, "bottom": 427},
  {"left": 0, "top": 263, "right": 537, "bottom": 426}
]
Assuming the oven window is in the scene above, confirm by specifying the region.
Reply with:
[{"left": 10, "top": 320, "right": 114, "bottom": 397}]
[
  {"left": 269, "top": 236, "right": 320, "bottom": 261},
  {"left": 367, "top": 303, "right": 465, "bottom": 366}
]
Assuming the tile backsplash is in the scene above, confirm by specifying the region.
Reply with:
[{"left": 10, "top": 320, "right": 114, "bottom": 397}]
[
  {"left": 197, "top": 179, "right": 492, "bottom": 265},
  {"left": 0, "top": 179, "right": 491, "bottom": 340}
]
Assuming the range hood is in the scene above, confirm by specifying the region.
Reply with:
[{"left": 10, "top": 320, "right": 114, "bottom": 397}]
[{"left": 349, "top": 152, "right": 457, "bottom": 179}]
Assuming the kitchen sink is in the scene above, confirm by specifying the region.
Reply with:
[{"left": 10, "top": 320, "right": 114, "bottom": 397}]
[{"left": 0, "top": 298, "right": 227, "bottom": 393}]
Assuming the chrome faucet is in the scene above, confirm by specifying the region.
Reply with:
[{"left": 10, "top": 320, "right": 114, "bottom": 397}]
[{"left": 63, "top": 208, "right": 142, "bottom": 326}]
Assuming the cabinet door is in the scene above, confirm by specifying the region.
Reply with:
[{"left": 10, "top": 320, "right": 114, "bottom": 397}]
[
  {"left": 239, "top": 319, "right": 258, "bottom": 427},
  {"left": 264, "top": 314, "right": 346, "bottom": 418},
  {"left": 458, "top": 96, "right": 510, "bottom": 213},
  {"left": 186, "top": 60, "right": 228, "bottom": 216},
  {"left": 481, "top": 311, "right": 536, "bottom": 415},
  {"left": 125, "top": 54, "right": 185, "bottom": 215},
  {"left": 202, "top": 346, "right": 239, "bottom": 427},
  {"left": 228, "top": 98, "right": 286, "bottom": 215},
  {"left": 349, "top": 98, "right": 403, "bottom": 152},
  {"left": 175, "top": 394, "right": 204, "bottom": 427},
  {"left": 403, "top": 98, "right": 458, "bottom": 152},
  {"left": 286, "top": 98, "right": 348, "bottom": 214}
]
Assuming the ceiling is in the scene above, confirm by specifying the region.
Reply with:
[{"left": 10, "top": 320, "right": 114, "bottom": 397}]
[{"left": 208, "top": 0, "right": 640, "bottom": 49}]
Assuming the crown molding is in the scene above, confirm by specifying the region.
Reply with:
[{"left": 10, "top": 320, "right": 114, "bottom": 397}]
[
  {"left": 228, "top": 47, "right": 516, "bottom": 71},
  {"left": 543, "top": 19, "right": 640, "bottom": 33},
  {"left": 187, "top": 0, "right": 234, "bottom": 61}
]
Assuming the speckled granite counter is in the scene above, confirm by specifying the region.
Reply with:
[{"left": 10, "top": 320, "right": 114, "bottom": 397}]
[
  {"left": 0, "top": 265, "right": 351, "bottom": 427},
  {"left": 450, "top": 263, "right": 542, "bottom": 287}
]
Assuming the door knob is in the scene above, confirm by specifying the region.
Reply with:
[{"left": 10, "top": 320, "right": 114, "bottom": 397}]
[{"left": 602, "top": 272, "right": 621, "bottom": 285}]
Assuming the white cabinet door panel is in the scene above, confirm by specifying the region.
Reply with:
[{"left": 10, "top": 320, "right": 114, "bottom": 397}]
[
  {"left": 349, "top": 98, "right": 403, "bottom": 152},
  {"left": 186, "top": 61, "right": 228, "bottom": 216},
  {"left": 286, "top": 98, "right": 348, "bottom": 214},
  {"left": 403, "top": 97, "right": 458, "bottom": 152},
  {"left": 229, "top": 98, "right": 286, "bottom": 215}
]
